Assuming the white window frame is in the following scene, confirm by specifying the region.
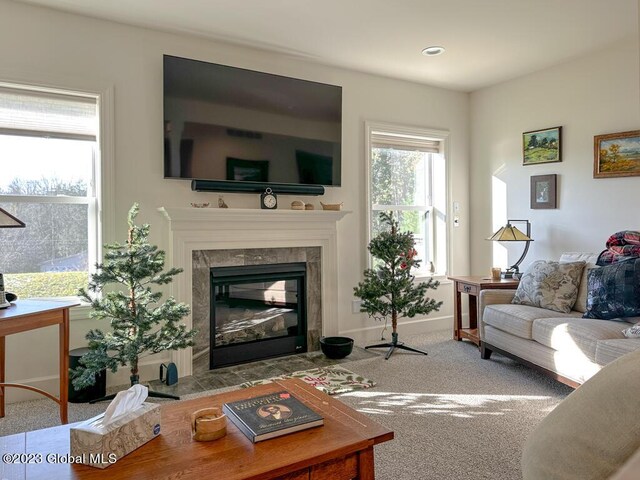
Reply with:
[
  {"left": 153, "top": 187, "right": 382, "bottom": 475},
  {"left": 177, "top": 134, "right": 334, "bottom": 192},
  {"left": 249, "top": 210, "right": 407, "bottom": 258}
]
[
  {"left": 365, "top": 121, "right": 450, "bottom": 278},
  {"left": 0, "top": 80, "right": 115, "bottom": 316}
]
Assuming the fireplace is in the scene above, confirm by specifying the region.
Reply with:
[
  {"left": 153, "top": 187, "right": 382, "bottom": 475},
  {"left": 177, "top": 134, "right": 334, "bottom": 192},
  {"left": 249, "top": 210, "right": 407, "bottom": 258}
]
[
  {"left": 189, "top": 246, "right": 323, "bottom": 374},
  {"left": 158, "top": 207, "right": 349, "bottom": 377},
  {"left": 210, "top": 262, "right": 307, "bottom": 368}
]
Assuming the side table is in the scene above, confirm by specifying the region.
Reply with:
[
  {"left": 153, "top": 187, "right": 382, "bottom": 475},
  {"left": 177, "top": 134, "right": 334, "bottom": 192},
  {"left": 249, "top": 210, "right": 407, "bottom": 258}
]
[
  {"left": 447, "top": 276, "right": 519, "bottom": 346},
  {"left": 0, "top": 299, "right": 79, "bottom": 424}
]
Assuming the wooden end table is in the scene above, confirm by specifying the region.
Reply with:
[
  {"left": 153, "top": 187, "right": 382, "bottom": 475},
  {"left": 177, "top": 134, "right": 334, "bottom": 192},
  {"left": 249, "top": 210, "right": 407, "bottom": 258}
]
[
  {"left": 0, "top": 378, "right": 393, "bottom": 480},
  {"left": 448, "top": 275, "right": 519, "bottom": 346},
  {"left": 0, "top": 299, "right": 78, "bottom": 424}
]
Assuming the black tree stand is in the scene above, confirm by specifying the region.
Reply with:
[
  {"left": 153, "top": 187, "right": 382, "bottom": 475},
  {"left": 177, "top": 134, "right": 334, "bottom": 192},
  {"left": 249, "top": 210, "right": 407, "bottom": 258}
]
[
  {"left": 365, "top": 332, "right": 428, "bottom": 360},
  {"left": 89, "top": 374, "right": 179, "bottom": 404}
]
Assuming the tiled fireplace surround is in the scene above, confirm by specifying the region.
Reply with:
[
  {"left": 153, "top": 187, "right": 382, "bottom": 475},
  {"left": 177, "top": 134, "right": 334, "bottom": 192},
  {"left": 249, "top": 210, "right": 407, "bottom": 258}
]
[
  {"left": 191, "top": 246, "right": 321, "bottom": 374},
  {"left": 159, "top": 207, "right": 350, "bottom": 377}
]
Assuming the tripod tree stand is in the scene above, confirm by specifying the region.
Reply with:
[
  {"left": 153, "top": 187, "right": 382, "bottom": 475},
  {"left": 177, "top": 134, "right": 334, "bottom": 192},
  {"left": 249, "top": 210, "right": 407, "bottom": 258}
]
[
  {"left": 71, "top": 203, "right": 196, "bottom": 402},
  {"left": 354, "top": 212, "right": 442, "bottom": 359}
]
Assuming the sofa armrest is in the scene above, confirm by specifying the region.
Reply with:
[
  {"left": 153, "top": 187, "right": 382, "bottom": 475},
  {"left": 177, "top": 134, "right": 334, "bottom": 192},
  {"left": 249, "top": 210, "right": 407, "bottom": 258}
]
[{"left": 479, "top": 289, "right": 517, "bottom": 339}]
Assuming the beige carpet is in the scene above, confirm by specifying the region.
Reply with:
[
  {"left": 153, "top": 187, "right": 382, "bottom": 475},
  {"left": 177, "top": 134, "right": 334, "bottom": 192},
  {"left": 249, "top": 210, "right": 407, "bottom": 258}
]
[{"left": 0, "top": 331, "right": 572, "bottom": 479}]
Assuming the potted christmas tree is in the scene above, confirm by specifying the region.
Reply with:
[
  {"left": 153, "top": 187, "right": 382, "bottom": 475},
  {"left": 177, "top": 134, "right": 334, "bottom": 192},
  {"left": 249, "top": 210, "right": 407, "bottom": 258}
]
[
  {"left": 72, "top": 203, "right": 196, "bottom": 400},
  {"left": 354, "top": 211, "right": 442, "bottom": 359}
]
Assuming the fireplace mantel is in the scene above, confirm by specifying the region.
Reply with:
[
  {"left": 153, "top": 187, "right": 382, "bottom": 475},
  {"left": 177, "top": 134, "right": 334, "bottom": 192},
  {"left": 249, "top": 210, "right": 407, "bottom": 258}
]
[
  {"left": 159, "top": 206, "right": 350, "bottom": 225},
  {"left": 159, "top": 207, "right": 351, "bottom": 376}
]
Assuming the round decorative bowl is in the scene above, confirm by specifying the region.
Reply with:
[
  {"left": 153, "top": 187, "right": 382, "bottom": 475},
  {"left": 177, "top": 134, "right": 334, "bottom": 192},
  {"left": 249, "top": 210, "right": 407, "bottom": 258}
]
[{"left": 320, "top": 336, "right": 354, "bottom": 359}]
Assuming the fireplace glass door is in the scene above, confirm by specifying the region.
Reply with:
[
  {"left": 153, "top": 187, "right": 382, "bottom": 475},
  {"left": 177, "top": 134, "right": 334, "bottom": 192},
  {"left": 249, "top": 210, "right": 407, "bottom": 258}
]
[{"left": 210, "top": 262, "right": 307, "bottom": 368}]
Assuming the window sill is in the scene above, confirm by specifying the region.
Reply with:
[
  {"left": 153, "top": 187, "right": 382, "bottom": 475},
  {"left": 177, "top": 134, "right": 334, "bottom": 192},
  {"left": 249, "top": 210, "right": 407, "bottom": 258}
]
[
  {"left": 21, "top": 296, "right": 92, "bottom": 321},
  {"left": 413, "top": 274, "right": 452, "bottom": 285},
  {"left": 70, "top": 303, "right": 92, "bottom": 321}
]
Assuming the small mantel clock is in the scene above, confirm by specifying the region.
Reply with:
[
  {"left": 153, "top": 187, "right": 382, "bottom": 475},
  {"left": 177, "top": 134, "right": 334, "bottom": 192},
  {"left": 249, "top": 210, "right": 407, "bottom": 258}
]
[{"left": 260, "top": 187, "right": 278, "bottom": 210}]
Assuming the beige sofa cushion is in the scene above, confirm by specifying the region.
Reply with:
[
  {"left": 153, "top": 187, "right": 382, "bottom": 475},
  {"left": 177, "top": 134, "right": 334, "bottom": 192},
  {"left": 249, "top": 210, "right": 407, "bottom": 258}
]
[
  {"left": 532, "top": 317, "right": 627, "bottom": 363},
  {"left": 595, "top": 338, "right": 640, "bottom": 365},
  {"left": 559, "top": 252, "right": 599, "bottom": 313},
  {"left": 484, "top": 304, "right": 578, "bottom": 340},
  {"left": 522, "top": 348, "right": 640, "bottom": 480}
]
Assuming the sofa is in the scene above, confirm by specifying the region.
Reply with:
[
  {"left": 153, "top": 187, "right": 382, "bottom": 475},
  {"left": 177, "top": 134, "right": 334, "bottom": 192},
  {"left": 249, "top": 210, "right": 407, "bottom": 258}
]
[
  {"left": 479, "top": 252, "right": 640, "bottom": 387},
  {"left": 522, "top": 347, "right": 640, "bottom": 480}
]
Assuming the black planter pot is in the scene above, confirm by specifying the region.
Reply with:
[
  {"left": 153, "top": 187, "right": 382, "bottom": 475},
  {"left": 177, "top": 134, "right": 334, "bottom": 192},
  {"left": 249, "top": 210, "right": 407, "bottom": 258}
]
[{"left": 320, "top": 336, "right": 354, "bottom": 359}]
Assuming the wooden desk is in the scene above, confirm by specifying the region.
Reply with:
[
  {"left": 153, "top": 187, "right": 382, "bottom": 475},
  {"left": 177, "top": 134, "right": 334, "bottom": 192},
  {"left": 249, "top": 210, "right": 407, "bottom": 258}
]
[
  {"left": 448, "top": 276, "right": 519, "bottom": 346},
  {"left": 0, "top": 378, "right": 393, "bottom": 480},
  {"left": 0, "top": 299, "right": 78, "bottom": 424}
]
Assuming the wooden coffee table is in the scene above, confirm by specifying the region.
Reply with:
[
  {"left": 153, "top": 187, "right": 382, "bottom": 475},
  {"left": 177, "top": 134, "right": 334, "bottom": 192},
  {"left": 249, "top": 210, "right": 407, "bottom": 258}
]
[{"left": 0, "top": 378, "right": 393, "bottom": 479}]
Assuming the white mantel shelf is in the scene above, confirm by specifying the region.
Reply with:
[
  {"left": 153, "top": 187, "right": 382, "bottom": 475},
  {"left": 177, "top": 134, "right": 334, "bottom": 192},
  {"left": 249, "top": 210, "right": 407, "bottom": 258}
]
[
  {"left": 158, "top": 206, "right": 351, "bottom": 377},
  {"left": 159, "top": 207, "right": 351, "bottom": 225}
]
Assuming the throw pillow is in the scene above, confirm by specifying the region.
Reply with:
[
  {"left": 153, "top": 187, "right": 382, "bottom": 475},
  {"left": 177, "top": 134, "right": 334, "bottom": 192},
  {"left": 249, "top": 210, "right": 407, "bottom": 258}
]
[
  {"left": 583, "top": 258, "right": 640, "bottom": 320},
  {"left": 622, "top": 322, "right": 640, "bottom": 338},
  {"left": 512, "top": 260, "right": 585, "bottom": 313},
  {"left": 559, "top": 252, "right": 600, "bottom": 313}
]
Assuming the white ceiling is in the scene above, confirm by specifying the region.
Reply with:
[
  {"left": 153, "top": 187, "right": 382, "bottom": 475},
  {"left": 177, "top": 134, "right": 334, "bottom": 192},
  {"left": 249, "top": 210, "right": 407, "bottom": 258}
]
[{"left": 13, "top": 0, "right": 639, "bottom": 92}]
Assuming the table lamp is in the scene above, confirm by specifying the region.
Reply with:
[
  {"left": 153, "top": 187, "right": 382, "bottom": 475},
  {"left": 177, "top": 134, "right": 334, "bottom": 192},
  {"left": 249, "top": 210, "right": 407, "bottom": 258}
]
[
  {"left": 487, "top": 219, "right": 533, "bottom": 279},
  {"left": 0, "top": 207, "right": 26, "bottom": 309}
]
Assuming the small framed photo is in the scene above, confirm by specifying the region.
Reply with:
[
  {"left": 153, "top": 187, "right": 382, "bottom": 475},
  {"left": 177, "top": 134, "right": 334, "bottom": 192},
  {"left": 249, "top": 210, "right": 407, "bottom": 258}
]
[
  {"left": 593, "top": 130, "right": 640, "bottom": 178},
  {"left": 530, "top": 174, "right": 557, "bottom": 209},
  {"left": 523, "top": 126, "right": 562, "bottom": 165}
]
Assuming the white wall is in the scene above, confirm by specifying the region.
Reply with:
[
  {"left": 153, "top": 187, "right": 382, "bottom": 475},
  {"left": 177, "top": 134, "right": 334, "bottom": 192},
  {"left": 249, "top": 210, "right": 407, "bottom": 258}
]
[
  {"left": 470, "top": 35, "right": 640, "bottom": 275},
  {"left": 0, "top": 0, "right": 469, "bottom": 399}
]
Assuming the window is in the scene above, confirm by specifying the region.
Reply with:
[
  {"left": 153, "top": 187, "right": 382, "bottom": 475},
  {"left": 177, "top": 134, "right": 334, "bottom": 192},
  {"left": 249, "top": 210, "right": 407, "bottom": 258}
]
[
  {"left": 0, "top": 84, "right": 100, "bottom": 299},
  {"left": 366, "top": 122, "right": 448, "bottom": 276}
]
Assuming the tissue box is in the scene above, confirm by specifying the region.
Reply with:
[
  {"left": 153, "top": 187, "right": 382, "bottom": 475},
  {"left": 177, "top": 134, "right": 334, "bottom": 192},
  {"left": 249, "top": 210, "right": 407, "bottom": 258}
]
[{"left": 70, "top": 402, "right": 161, "bottom": 468}]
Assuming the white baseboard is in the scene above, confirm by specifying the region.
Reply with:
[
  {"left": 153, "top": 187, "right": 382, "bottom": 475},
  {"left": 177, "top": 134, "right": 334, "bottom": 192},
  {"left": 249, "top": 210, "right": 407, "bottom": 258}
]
[
  {"left": 6, "top": 315, "right": 455, "bottom": 403},
  {"left": 4, "top": 360, "right": 165, "bottom": 404},
  {"left": 339, "top": 314, "right": 452, "bottom": 346}
]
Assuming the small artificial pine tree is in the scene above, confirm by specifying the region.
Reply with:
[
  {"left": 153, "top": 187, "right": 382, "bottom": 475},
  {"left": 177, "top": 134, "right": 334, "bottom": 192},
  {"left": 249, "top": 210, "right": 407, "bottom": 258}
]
[
  {"left": 72, "top": 203, "right": 197, "bottom": 389},
  {"left": 353, "top": 211, "right": 442, "bottom": 359}
]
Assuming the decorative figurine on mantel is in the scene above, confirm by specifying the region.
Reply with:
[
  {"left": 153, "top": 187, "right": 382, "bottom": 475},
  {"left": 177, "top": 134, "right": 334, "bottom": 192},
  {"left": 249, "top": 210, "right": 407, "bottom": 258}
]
[
  {"left": 218, "top": 196, "right": 228, "bottom": 208},
  {"left": 354, "top": 211, "right": 442, "bottom": 359}
]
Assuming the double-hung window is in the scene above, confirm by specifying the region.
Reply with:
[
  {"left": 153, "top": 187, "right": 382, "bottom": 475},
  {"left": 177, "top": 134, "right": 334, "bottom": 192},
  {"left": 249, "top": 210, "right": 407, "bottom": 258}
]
[
  {"left": 366, "top": 122, "right": 448, "bottom": 276},
  {"left": 0, "top": 84, "right": 100, "bottom": 299}
]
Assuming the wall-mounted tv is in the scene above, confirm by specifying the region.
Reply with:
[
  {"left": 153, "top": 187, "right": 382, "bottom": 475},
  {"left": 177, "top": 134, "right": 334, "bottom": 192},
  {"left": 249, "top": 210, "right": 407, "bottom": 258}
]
[{"left": 163, "top": 55, "right": 342, "bottom": 192}]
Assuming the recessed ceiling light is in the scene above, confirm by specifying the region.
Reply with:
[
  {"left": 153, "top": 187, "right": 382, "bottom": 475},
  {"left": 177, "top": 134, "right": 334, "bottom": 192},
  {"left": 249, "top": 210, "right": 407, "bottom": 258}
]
[{"left": 422, "top": 46, "right": 445, "bottom": 56}]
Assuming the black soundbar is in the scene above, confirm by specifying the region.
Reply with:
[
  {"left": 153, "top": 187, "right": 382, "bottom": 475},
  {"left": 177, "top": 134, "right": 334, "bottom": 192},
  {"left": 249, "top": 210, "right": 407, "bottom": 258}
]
[{"left": 191, "top": 180, "right": 325, "bottom": 196}]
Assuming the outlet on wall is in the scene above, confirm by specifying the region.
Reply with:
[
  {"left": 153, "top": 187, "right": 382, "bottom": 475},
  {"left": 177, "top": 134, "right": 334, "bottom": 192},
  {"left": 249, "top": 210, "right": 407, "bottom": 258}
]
[{"left": 352, "top": 299, "right": 363, "bottom": 314}]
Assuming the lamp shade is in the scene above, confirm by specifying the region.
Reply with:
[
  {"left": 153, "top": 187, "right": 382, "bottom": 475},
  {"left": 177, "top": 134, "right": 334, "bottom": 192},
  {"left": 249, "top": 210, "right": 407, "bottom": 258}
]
[
  {"left": 487, "top": 224, "right": 532, "bottom": 242},
  {"left": 486, "top": 220, "right": 533, "bottom": 278},
  {"left": 0, "top": 207, "right": 25, "bottom": 228}
]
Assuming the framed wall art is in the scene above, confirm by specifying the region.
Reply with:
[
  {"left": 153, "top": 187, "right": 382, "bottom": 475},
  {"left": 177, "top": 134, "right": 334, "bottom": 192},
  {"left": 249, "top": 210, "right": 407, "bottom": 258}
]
[
  {"left": 593, "top": 130, "right": 640, "bottom": 178},
  {"left": 530, "top": 174, "right": 557, "bottom": 209},
  {"left": 523, "top": 126, "right": 562, "bottom": 165}
]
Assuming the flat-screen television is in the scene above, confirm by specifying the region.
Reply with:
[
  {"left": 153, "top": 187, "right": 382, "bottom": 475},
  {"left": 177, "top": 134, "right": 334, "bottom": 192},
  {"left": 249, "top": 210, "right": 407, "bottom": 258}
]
[{"left": 163, "top": 55, "right": 342, "bottom": 190}]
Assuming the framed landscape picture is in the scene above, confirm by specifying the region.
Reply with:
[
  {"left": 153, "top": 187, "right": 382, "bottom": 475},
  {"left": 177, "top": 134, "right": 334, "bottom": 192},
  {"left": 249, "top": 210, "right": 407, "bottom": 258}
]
[
  {"left": 523, "top": 126, "right": 562, "bottom": 165},
  {"left": 530, "top": 174, "right": 557, "bottom": 209},
  {"left": 593, "top": 130, "right": 640, "bottom": 178}
]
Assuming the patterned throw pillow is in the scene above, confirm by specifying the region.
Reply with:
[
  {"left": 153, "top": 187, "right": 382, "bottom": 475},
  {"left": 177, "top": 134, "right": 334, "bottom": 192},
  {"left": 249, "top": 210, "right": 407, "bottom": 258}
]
[
  {"left": 584, "top": 258, "right": 640, "bottom": 320},
  {"left": 512, "top": 260, "right": 586, "bottom": 313}
]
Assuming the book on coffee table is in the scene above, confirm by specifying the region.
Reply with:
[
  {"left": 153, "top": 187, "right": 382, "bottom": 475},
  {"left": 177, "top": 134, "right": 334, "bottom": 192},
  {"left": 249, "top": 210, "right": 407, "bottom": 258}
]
[{"left": 222, "top": 390, "right": 323, "bottom": 443}]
